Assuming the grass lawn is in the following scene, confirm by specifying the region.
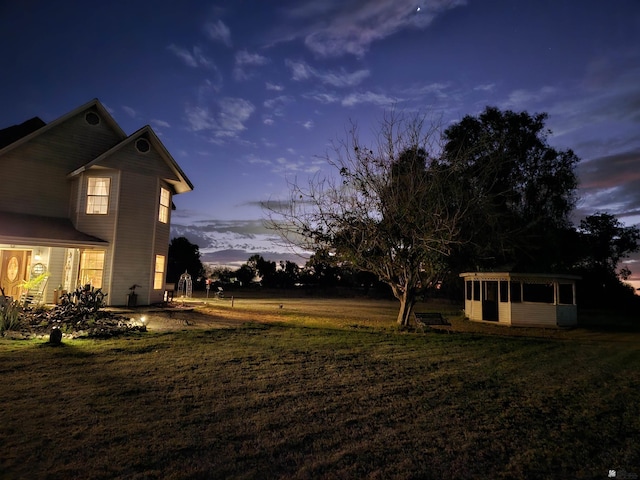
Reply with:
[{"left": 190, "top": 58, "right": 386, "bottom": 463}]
[{"left": 1, "top": 296, "right": 639, "bottom": 479}]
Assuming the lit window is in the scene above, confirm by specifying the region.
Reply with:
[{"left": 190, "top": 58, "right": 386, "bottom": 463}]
[
  {"left": 79, "top": 250, "right": 105, "bottom": 288},
  {"left": 159, "top": 187, "right": 170, "bottom": 223},
  {"left": 86, "top": 178, "right": 110, "bottom": 214},
  {"left": 154, "top": 255, "right": 165, "bottom": 290}
]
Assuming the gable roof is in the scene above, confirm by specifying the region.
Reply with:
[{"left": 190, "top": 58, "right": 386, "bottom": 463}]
[
  {"left": 0, "top": 117, "right": 46, "bottom": 149},
  {"left": 69, "top": 125, "right": 194, "bottom": 194},
  {"left": 0, "top": 99, "right": 126, "bottom": 157}
]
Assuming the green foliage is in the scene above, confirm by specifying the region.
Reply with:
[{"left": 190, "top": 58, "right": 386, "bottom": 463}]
[
  {"left": 0, "top": 295, "right": 23, "bottom": 334},
  {"left": 442, "top": 106, "right": 580, "bottom": 271},
  {"left": 59, "top": 284, "right": 107, "bottom": 316},
  {"left": 574, "top": 213, "right": 640, "bottom": 308},
  {"left": 577, "top": 212, "right": 640, "bottom": 275},
  {"left": 19, "top": 272, "right": 49, "bottom": 291},
  {"left": 167, "top": 237, "right": 205, "bottom": 285}
]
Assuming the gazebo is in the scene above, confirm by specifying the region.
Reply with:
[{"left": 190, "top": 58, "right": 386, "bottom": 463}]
[{"left": 459, "top": 272, "right": 580, "bottom": 327}]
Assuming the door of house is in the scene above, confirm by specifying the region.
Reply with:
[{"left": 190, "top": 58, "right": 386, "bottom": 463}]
[
  {"left": 481, "top": 280, "right": 499, "bottom": 321},
  {"left": 0, "top": 250, "right": 31, "bottom": 299}
]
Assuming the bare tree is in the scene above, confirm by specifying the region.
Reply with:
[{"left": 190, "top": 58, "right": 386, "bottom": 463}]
[{"left": 264, "top": 112, "right": 474, "bottom": 326}]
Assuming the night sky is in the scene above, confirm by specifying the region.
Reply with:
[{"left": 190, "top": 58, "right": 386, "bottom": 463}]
[{"left": 1, "top": 1, "right": 639, "bottom": 289}]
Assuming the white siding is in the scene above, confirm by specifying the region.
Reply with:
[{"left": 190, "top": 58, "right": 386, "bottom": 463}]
[
  {"left": 0, "top": 110, "right": 122, "bottom": 218},
  {"left": 72, "top": 170, "right": 120, "bottom": 243},
  {"left": 110, "top": 170, "right": 159, "bottom": 305},
  {"left": 511, "top": 303, "right": 557, "bottom": 327},
  {"left": 151, "top": 181, "right": 172, "bottom": 304},
  {"left": 498, "top": 301, "right": 511, "bottom": 324},
  {"left": 44, "top": 247, "right": 66, "bottom": 304},
  {"left": 557, "top": 305, "right": 578, "bottom": 327}
]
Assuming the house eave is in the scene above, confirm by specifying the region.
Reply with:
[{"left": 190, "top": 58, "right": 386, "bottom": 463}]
[{"left": 0, "top": 211, "right": 108, "bottom": 248}]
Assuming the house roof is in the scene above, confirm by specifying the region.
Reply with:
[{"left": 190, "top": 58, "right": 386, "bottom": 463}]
[
  {"left": 0, "top": 211, "right": 107, "bottom": 247},
  {"left": 0, "top": 99, "right": 126, "bottom": 157},
  {"left": 0, "top": 117, "right": 46, "bottom": 149},
  {"left": 69, "top": 125, "right": 194, "bottom": 194},
  {"left": 459, "top": 272, "right": 582, "bottom": 281}
]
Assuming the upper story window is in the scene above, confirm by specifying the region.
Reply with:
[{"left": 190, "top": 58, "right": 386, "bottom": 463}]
[
  {"left": 159, "top": 187, "right": 170, "bottom": 223},
  {"left": 86, "top": 177, "right": 110, "bottom": 215}
]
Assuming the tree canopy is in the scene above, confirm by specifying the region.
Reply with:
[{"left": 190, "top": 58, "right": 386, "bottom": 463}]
[
  {"left": 167, "top": 237, "right": 205, "bottom": 285},
  {"left": 573, "top": 213, "right": 640, "bottom": 306},
  {"left": 441, "top": 106, "right": 580, "bottom": 272},
  {"left": 266, "top": 112, "right": 472, "bottom": 325}
]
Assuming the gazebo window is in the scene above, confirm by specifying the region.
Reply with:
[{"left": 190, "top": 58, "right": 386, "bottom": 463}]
[
  {"left": 510, "top": 281, "right": 522, "bottom": 303},
  {"left": 558, "top": 283, "right": 574, "bottom": 305},
  {"left": 499, "top": 281, "right": 509, "bottom": 302},
  {"left": 472, "top": 281, "right": 480, "bottom": 301},
  {"left": 522, "top": 282, "right": 554, "bottom": 303}
]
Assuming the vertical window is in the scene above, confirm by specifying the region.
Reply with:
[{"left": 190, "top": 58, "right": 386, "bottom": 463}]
[
  {"left": 473, "top": 281, "right": 480, "bottom": 301},
  {"left": 558, "top": 284, "right": 574, "bottom": 305},
  {"left": 86, "top": 178, "right": 110, "bottom": 214},
  {"left": 154, "top": 255, "right": 165, "bottom": 290},
  {"left": 159, "top": 187, "right": 170, "bottom": 223},
  {"left": 466, "top": 281, "right": 472, "bottom": 300},
  {"left": 499, "top": 281, "right": 509, "bottom": 302},
  {"left": 79, "top": 250, "right": 105, "bottom": 288},
  {"left": 510, "top": 281, "right": 522, "bottom": 303}
]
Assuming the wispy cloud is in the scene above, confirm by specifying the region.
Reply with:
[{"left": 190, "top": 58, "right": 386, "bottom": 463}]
[
  {"left": 204, "top": 20, "right": 232, "bottom": 47},
  {"left": 279, "top": 0, "right": 466, "bottom": 57},
  {"left": 474, "top": 83, "right": 496, "bottom": 92},
  {"left": 266, "top": 82, "right": 284, "bottom": 91},
  {"left": 500, "top": 86, "right": 558, "bottom": 109},
  {"left": 237, "top": 152, "right": 323, "bottom": 176},
  {"left": 167, "top": 44, "right": 215, "bottom": 69},
  {"left": 341, "top": 91, "right": 397, "bottom": 107},
  {"left": 302, "top": 92, "right": 341, "bottom": 104},
  {"left": 273, "top": 156, "right": 322, "bottom": 174},
  {"left": 151, "top": 119, "right": 171, "bottom": 129},
  {"left": 185, "top": 97, "right": 255, "bottom": 141},
  {"left": 302, "top": 120, "right": 314, "bottom": 130},
  {"left": 285, "top": 59, "right": 369, "bottom": 87},
  {"left": 234, "top": 50, "right": 269, "bottom": 80},
  {"left": 122, "top": 105, "right": 137, "bottom": 118},
  {"left": 263, "top": 95, "right": 294, "bottom": 118},
  {"left": 577, "top": 149, "right": 640, "bottom": 221}
]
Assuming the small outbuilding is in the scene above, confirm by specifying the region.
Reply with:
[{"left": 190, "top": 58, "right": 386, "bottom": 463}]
[{"left": 459, "top": 272, "right": 580, "bottom": 327}]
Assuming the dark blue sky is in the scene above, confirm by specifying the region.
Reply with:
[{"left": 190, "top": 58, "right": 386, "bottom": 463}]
[{"left": 1, "top": 0, "right": 639, "bottom": 287}]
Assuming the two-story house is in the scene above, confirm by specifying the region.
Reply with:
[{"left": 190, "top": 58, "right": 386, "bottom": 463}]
[{"left": 0, "top": 99, "right": 193, "bottom": 306}]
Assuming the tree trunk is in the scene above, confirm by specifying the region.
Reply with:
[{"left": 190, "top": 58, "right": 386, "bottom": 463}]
[{"left": 396, "top": 290, "right": 416, "bottom": 327}]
